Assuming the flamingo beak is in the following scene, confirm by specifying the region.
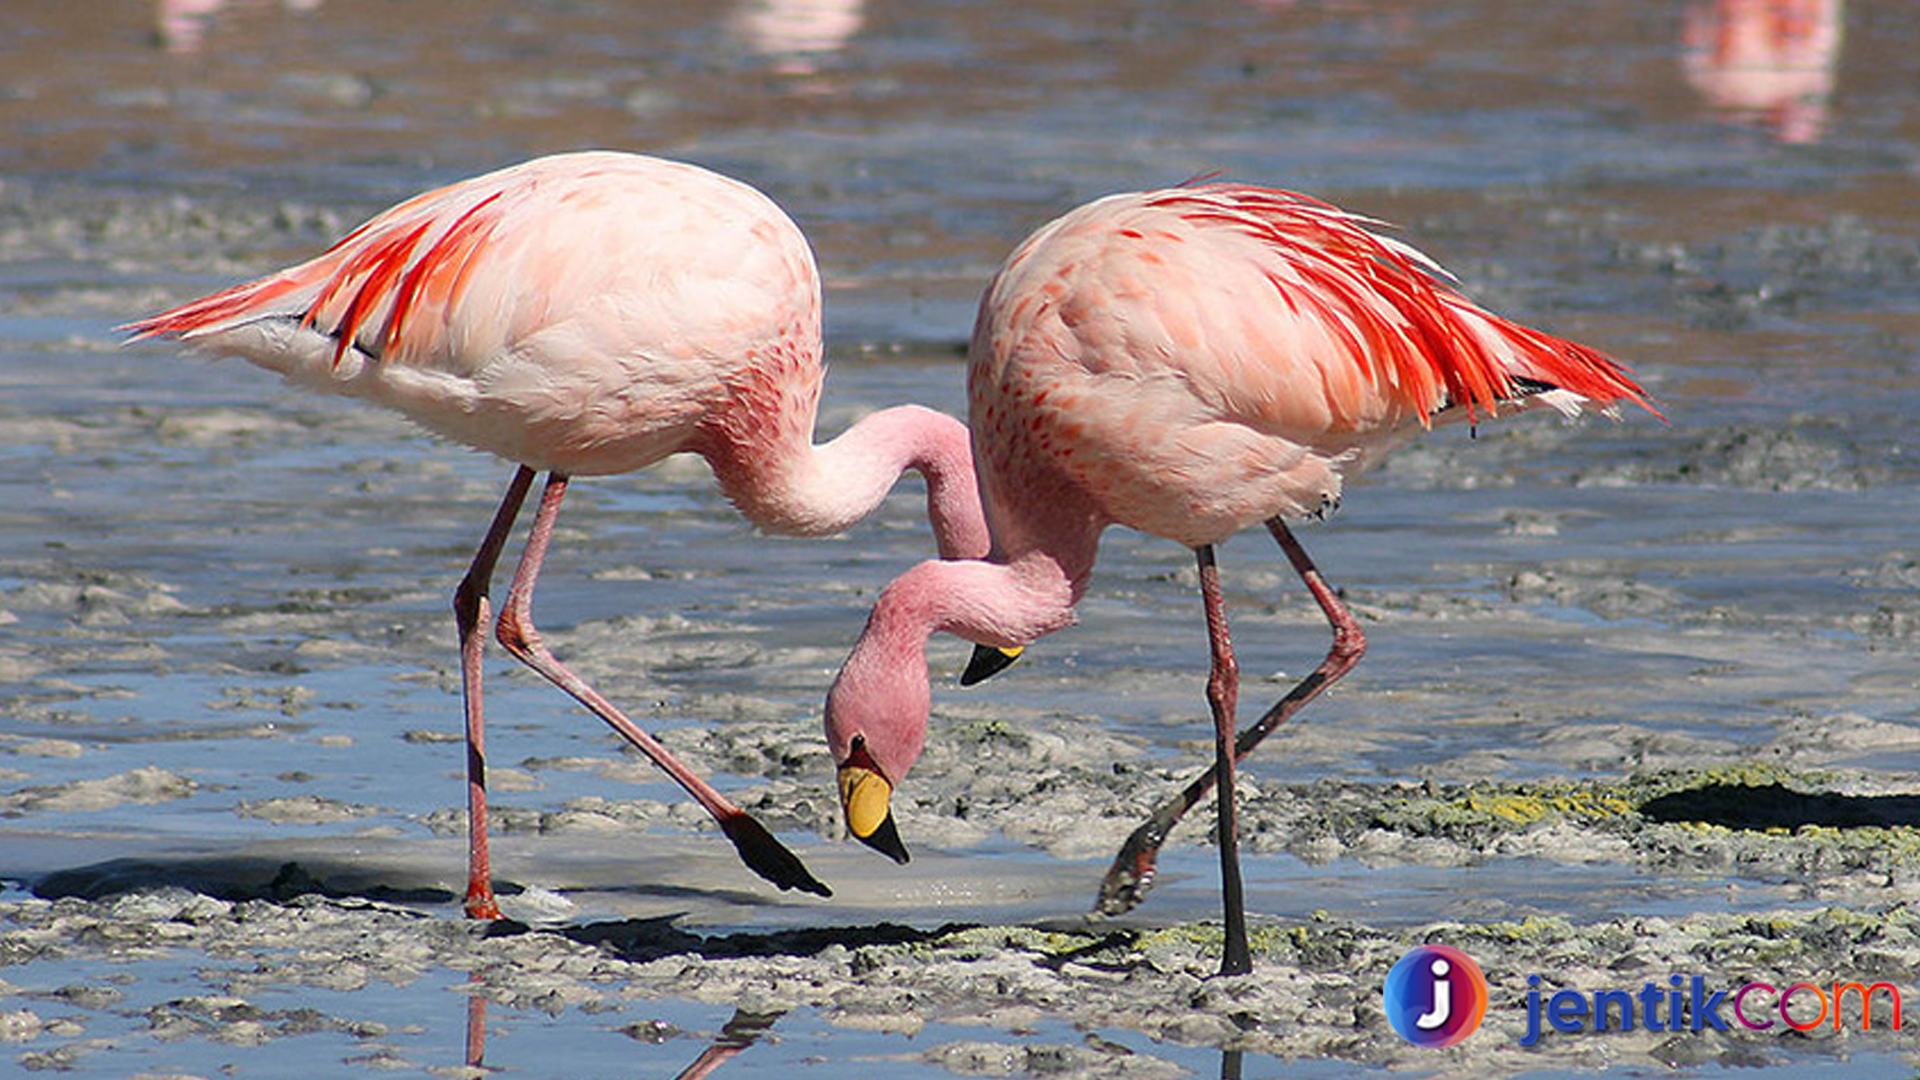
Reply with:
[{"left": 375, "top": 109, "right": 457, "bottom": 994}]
[
  {"left": 960, "top": 643, "right": 1024, "bottom": 686},
  {"left": 837, "top": 759, "right": 910, "bottom": 865}
]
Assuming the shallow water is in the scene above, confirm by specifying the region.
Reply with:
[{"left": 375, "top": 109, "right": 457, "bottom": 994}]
[{"left": 5, "top": 0, "right": 1920, "bottom": 1076}]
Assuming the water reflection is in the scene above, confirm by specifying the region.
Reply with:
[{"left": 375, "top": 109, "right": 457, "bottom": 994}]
[
  {"left": 462, "top": 972, "right": 782, "bottom": 1078},
  {"left": 1681, "top": 0, "right": 1844, "bottom": 143},
  {"left": 672, "top": 1010, "right": 785, "bottom": 1079},
  {"left": 730, "top": 0, "right": 865, "bottom": 74},
  {"left": 153, "top": 0, "right": 322, "bottom": 53},
  {"left": 463, "top": 971, "right": 487, "bottom": 1073}
]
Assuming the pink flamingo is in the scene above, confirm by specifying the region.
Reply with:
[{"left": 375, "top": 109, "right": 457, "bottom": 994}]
[
  {"left": 825, "top": 184, "right": 1657, "bottom": 975},
  {"left": 123, "top": 151, "right": 991, "bottom": 918}
]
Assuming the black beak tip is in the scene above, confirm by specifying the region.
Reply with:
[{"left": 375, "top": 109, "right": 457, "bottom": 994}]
[
  {"left": 857, "top": 812, "right": 912, "bottom": 865},
  {"left": 960, "top": 643, "right": 1020, "bottom": 687}
]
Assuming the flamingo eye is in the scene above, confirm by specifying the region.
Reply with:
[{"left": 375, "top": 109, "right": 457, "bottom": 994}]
[{"left": 843, "top": 733, "right": 880, "bottom": 774}]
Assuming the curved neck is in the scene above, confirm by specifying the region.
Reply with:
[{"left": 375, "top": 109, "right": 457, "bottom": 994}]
[
  {"left": 893, "top": 548, "right": 1089, "bottom": 647},
  {"left": 825, "top": 546, "right": 1088, "bottom": 783},
  {"left": 701, "top": 400, "right": 989, "bottom": 559}
]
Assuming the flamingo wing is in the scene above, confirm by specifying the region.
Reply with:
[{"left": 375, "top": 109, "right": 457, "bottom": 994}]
[
  {"left": 123, "top": 152, "right": 825, "bottom": 476},
  {"left": 123, "top": 172, "right": 514, "bottom": 369},
  {"left": 1143, "top": 185, "right": 1654, "bottom": 428}
]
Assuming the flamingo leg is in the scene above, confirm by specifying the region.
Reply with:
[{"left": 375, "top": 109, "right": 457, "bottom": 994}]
[
  {"left": 1197, "top": 544, "right": 1253, "bottom": 977},
  {"left": 453, "top": 465, "right": 538, "bottom": 920},
  {"left": 1096, "top": 516, "right": 1366, "bottom": 918},
  {"left": 494, "top": 472, "right": 832, "bottom": 898}
]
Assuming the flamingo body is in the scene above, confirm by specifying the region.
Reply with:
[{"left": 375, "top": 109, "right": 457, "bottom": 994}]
[
  {"left": 825, "top": 182, "right": 1656, "bottom": 971},
  {"left": 127, "top": 151, "right": 990, "bottom": 912},
  {"left": 968, "top": 186, "right": 1648, "bottom": 549},
  {"left": 129, "top": 153, "right": 822, "bottom": 481}
]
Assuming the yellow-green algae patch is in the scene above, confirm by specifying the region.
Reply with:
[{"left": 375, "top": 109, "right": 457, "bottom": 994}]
[
  {"left": 1371, "top": 778, "right": 1640, "bottom": 837},
  {"left": 926, "top": 924, "right": 1101, "bottom": 957},
  {"left": 1632, "top": 762, "right": 1834, "bottom": 798},
  {"left": 1366, "top": 762, "right": 1912, "bottom": 840},
  {"left": 1135, "top": 922, "right": 1296, "bottom": 957},
  {"left": 1458, "top": 787, "right": 1635, "bottom": 826},
  {"left": 1461, "top": 914, "right": 1579, "bottom": 946}
]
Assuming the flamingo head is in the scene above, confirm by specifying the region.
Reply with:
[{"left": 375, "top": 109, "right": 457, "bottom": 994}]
[
  {"left": 823, "top": 625, "right": 931, "bottom": 866},
  {"left": 835, "top": 734, "right": 911, "bottom": 865}
]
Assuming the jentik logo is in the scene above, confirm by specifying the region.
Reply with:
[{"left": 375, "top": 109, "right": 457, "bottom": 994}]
[{"left": 1384, "top": 945, "right": 1489, "bottom": 1048}]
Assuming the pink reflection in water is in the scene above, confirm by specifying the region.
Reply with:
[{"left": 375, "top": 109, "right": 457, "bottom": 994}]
[
  {"left": 1682, "top": 0, "right": 1844, "bottom": 144},
  {"left": 730, "top": 0, "right": 865, "bottom": 74},
  {"left": 154, "top": 0, "right": 323, "bottom": 54}
]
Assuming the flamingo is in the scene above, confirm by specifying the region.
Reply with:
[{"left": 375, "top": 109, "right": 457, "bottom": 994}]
[
  {"left": 823, "top": 183, "right": 1657, "bottom": 975},
  {"left": 123, "top": 151, "right": 993, "bottom": 918}
]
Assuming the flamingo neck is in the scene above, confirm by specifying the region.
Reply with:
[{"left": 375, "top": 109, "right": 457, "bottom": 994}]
[
  {"left": 825, "top": 546, "right": 1086, "bottom": 783},
  {"left": 701, "top": 392, "right": 990, "bottom": 559}
]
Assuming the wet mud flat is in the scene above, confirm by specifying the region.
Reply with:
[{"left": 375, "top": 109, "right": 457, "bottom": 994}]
[
  {"left": 10, "top": 760, "right": 1920, "bottom": 1077},
  {"left": 9, "top": 889, "right": 1918, "bottom": 1076}
]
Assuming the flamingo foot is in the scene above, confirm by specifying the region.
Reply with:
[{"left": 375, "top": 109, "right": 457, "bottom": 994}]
[
  {"left": 1094, "top": 807, "right": 1176, "bottom": 916},
  {"left": 463, "top": 890, "right": 504, "bottom": 921},
  {"left": 720, "top": 813, "right": 833, "bottom": 897}
]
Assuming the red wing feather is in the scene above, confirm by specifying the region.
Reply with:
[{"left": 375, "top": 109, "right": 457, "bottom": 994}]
[{"left": 1154, "top": 183, "right": 1653, "bottom": 423}]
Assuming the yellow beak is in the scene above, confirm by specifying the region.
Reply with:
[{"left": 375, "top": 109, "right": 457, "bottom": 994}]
[{"left": 837, "top": 761, "right": 910, "bottom": 864}]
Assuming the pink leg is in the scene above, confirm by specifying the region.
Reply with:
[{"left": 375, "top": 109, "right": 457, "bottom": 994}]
[
  {"left": 1096, "top": 517, "right": 1367, "bottom": 918},
  {"left": 453, "top": 466, "right": 537, "bottom": 920},
  {"left": 494, "top": 473, "right": 831, "bottom": 898},
  {"left": 1196, "top": 545, "right": 1252, "bottom": 977}
]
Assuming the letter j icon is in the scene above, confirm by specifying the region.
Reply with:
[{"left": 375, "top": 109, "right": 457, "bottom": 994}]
[{"left": 1385, "top": 945, "right": 1489, "bottom": 1048}]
